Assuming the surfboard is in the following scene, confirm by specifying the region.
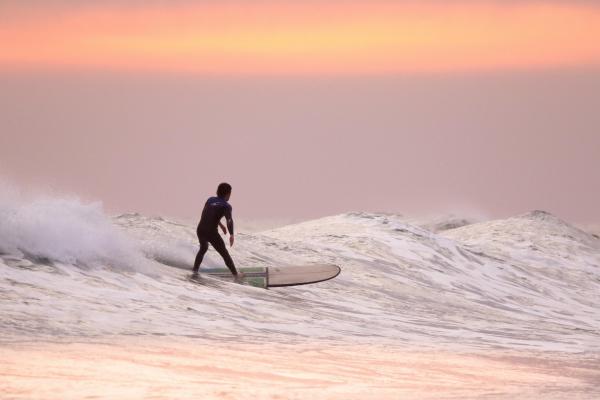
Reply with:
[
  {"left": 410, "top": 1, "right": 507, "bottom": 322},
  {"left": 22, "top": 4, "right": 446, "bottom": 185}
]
[{"left": 200, "top": 264, "right": 341, "bottom": 288}]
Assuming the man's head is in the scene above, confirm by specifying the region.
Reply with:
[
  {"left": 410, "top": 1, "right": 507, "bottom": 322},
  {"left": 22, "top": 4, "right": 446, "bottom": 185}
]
[{"left": 217, "top": 182, "right": 232, "bottom": 200}]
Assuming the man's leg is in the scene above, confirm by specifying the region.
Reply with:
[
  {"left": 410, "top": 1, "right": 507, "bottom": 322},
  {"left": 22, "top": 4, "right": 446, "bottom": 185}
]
[
  {"left": 208, "top": 233, "right": 238, "bottom": 276},
  {"left": 193, "top": 237, "right": 209, "bottom": 272}
]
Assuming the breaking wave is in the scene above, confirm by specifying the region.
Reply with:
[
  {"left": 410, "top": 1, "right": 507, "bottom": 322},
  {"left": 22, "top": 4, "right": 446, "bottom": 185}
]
[{"left": 1, "top": 188, "right": 599, "bottom": 352}]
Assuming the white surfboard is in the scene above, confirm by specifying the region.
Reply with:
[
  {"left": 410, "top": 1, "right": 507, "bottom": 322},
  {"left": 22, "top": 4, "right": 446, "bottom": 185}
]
[{"left": 201, "top": 264, "right": 340, "bottom": 288}]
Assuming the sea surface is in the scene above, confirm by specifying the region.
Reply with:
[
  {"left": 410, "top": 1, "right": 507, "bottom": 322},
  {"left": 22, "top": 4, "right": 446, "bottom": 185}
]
[{"left": 1, "top": 195, "right": 599, "bottom": 398}]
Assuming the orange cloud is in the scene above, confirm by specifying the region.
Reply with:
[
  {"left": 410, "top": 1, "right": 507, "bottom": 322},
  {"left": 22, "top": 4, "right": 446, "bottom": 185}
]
[{"left": 1, "top": 2, "right": 599, "bottom": 75}]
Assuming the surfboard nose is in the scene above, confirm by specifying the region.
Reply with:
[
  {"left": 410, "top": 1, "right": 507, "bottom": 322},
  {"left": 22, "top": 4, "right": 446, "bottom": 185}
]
[{"left": 267, "top": 264, "right": 341, "bottom": 287}]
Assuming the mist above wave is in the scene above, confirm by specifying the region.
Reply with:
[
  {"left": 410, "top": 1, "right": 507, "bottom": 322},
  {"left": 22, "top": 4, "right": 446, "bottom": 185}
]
[{"left": 0, "top": 187, "right": 143, "bottom": 269}]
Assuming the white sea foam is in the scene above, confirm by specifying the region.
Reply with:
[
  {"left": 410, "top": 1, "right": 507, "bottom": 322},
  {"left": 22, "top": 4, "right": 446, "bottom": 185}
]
[
  {"left": 0, "top": 185, "right": 143, "bottom": 269},
  {"left": 1, "top": 188, "right": 599, "bottom": 353}
]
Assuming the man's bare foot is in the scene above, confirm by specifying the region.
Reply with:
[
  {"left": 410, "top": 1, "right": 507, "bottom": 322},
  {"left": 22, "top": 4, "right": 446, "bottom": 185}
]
[{"left": 234, "top": 272, "right": 245, "bottom": 282}]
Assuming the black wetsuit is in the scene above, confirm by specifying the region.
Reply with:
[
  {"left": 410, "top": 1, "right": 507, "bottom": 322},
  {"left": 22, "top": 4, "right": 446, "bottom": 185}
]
[{"left": 193, "top": 196, "right": 237, "bottom": 275}]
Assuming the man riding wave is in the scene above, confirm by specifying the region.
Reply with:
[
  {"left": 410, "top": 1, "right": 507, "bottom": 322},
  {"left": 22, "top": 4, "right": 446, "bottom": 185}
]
[{"left": 193, "top": 182, "right": 242, "bottom": 279}]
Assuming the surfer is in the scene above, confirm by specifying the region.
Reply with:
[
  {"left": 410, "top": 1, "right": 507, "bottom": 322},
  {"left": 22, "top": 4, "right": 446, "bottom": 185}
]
[{"left": 193, "top": 182, "right": 243, "bottom": 279}]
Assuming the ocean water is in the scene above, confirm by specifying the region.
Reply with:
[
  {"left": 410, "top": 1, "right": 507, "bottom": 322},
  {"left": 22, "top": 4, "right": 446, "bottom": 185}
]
[{"left": 1, "top": 193, "right": 600, "bottom": 398}]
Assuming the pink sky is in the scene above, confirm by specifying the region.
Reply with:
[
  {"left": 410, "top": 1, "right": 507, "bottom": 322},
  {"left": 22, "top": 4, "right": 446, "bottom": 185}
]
[
  {"left": 2, "top": 1, "right": 600, "bottom": 74},
  {"left": 1, "top": 1, "right": 599, "bottom": 223}
]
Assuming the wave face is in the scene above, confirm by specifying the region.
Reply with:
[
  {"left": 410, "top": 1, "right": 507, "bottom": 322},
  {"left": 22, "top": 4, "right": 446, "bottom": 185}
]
[{"left": 1, "top": 197, "right": 599, "bottom": 352}]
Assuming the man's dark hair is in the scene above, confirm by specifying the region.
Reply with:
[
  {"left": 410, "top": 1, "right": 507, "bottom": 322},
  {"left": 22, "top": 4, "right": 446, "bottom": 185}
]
[{"left": 217, "top": 182, "right": 232, "bottom": 198}]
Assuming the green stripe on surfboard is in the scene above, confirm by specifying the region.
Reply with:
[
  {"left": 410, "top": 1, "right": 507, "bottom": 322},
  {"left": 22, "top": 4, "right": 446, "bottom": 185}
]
[
  {"left": 201, "top": 267, "right": 267, "bottom": 288},
  {"left": 202, "top": 267, "right": 266, "bottom": 276}
]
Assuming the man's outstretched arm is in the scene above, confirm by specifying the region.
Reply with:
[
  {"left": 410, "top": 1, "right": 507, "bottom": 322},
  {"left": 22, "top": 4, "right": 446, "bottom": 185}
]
[{"left": 225, "top": 207, "right": 234, "bottom": 246}]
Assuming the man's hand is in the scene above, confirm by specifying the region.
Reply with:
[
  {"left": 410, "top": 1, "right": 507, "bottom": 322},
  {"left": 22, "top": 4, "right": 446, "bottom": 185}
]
[
  {"left": 229, "top": 234, "right": 235, "bottom": 247},
  {"left": 219, "top": 222, "right": 227, "bottom": 235}
]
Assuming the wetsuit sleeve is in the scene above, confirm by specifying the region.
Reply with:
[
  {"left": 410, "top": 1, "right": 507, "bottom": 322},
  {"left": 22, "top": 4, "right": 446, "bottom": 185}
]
[{"left": 225, "top": 205, "right": 234, "bottom": 235}]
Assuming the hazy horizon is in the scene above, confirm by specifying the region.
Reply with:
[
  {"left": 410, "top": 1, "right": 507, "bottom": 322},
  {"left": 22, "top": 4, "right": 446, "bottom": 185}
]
[
  {"left": 1, "top": 1, "right": 599, "bottom": 224},
  {"left": 2, "top": 67, "right": 599, "bottom": 224}
]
